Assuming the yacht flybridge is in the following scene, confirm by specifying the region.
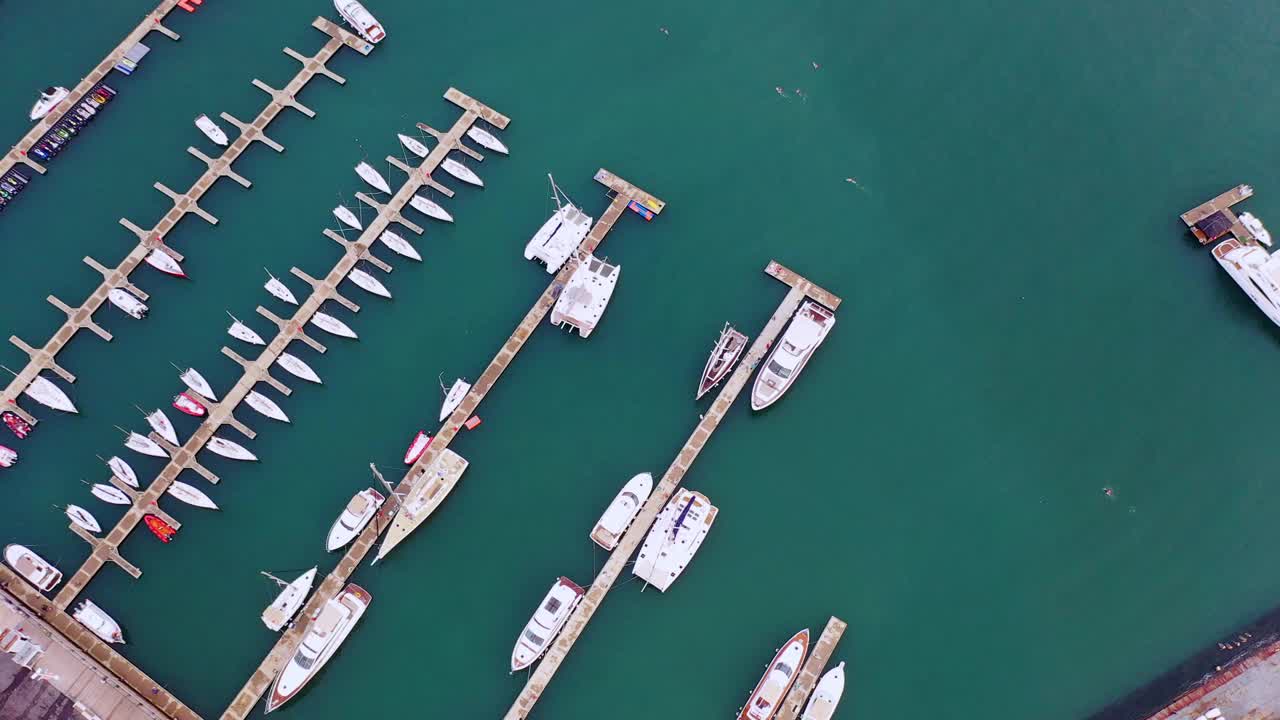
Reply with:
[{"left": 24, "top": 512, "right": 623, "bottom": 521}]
[
  {"left": 550, "top": 255, "right": 620, "bottom": 338},
  {"left": 750, "top": 300, "right": 834, "bottom": 411},
  {"left": 524, "top": 174, "right": 593, "bottom": 273},
  {"left": 1213, "top": 236, "right": 1280, "bottom": 328},
  {"left": 265, "top": 583, "right": 371, "bottom": 713}
]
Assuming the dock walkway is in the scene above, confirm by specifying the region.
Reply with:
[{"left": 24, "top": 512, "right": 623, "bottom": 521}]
[
  {"left": 1, "top": 18, "right": 371, "bottom": 432},
  {"left": 1180, "top": 184, "right": 1257, "bottom": 246},
  {"left": 774, "top": 616, "right": 848, "bottom": 720},
  {"left": 504, "top": 260, "right": 842, "bottom": 719}
]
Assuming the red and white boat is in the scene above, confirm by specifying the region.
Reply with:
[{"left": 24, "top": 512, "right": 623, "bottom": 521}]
[
  {"left": 144, "top": 515, "right": 177, "bottom": 543},
  {"left": 173, "top": 392, "right": 207, "bottom": 417},
  {"left": 403, "top": 431, "right": 431, "bottom": 465},
  {"left": 145, "top": 249, "right": 186, "bottom": 278},
  {"left": 2, "top": 411, "right": 32, "bottom": 439},
  {"left": 738, "top": 629, "right": 810, "bottom": 720},
  {"left": 0, "top": 445, "right": 16, "bottom": 468},
  {"left": 698, "top": 323, "right": 749, "bottom": 400}
]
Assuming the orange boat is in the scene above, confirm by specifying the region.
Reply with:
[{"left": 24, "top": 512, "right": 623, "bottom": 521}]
[{"left": 144, "top": 514, "right": 177, "bottom": 543}]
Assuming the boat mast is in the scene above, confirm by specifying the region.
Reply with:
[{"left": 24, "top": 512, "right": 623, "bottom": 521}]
[{"left": 260, "top": 570, "right": 288, "bottom": 588}]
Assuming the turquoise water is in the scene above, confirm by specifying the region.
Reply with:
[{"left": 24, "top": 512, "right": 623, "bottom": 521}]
[{"left": 3, "top": 1, "right": 1280, "bottom": 718}]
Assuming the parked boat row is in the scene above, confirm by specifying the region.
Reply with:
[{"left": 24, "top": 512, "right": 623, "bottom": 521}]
[
  {"left": 3, "top": 542, "right": 130, "bottom": 644},
  {"left": 25, "top": 84, "right": 116, "bottom": 168},
  {"left": 0, "top": 167, "right": 32, "bottom": 215}
]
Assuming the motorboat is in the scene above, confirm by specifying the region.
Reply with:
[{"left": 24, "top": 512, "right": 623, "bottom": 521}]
[
  {"left": 265, "top": 271, "right": 298, "bottom": 305},
  {"left": 107, "top": 456, "right": 139, "bottom": 488},
  {"left": 550, "top": 255, "right": 620, "bottom": 338},
  {"left": 441, "top": 157, "right": 483, "bottom": 187},
  {"left": 0, "top": 446, "right": 16, "bottom": 468},
  {"left": 373, "top": 450, "right": 468, "bottom": 562},
  {"left": 632, "top": 488, "right": 718, "bottom": 592},
  {"left": 510, "top": 577, "right": 584, "bottom": 672},
  {"left": 466, "top": 125, "right": 508, "bottom": 155},
  {"left": 144, "top": 514, "right": 176, "bottom": 543},
  {"left": 355, "top": 161, "right": 391, "bottom": 193},
  {"left": 738, "top": 629, "right": 811, "bottom": 720},
  {"left": 750, "top": 300, "right": 835, "bottom": 411},
  {"left": 173, "top": 392, "right": 207, "bottom": 418},
  {"left": 2, "top": 411, "right": 31, "bottom": 439},
  {"left": 246, "top": 390, "right": 289, "bottom": 423},
  {"left": 333, "top": 0, "right": 385, "bottom": 44},
  {"left": 4, "top": 544, "right": 62, "bottom": 591},
  {"left": 311, "top": 311, "right": 357, "bottom": 339},
  {"left": 265, "top": 583, "right": 371, "bottom": 712},
  {"left": 397, "top": 133, "right": 429, "bottom": 158},
  {"left": 347, "top": 268, "right": 391, "bottom": 298},
  {"left": 698, "top": 324, "right": 749, "bottom": 399},
  {"left": 277, "top": 353, "right": 322, "bottom": 384},
  {"left": 524, "top": 175, "right": 593, "bottom": 273},
  {"left": 333, "top": 205, "right": 362, "bottom": 230},
  {"left": 145, "top": 408, "right": 179, "bottom": 445},
  {"left": 800, "top": 661, "right": 846, "bottom": 720},
  {"left": 207, "top": 436, "right": 257, "bottom": 461},
  {"left": 29, "top": 87, "right": 69, "bottom": 121},
  {"left": 403, "top": 431, "right": 431, "bottom": 465},
  {"left": 108, "top": 288, "right": 148, "bottom": 319},
  {"left": 194, "top": 114, "right": 229, "bottom": 146},
  {"left": 409, "top": 195, "right": 453, "bottom": 223},
  {"left": 145, "top": 249, "right": 186, "bottom": 278},
  {"left": 439, "top": 377, "right": 470, "bottom": 422},
  {"left": 378, "top": 229, "right": 421, "bottom": 261},
  {"left": 65, "top": 504, "right": 100, "bottom": 533},
  {"left": 23, "top": 375, "right": 77, "bottom": 413},
  {"left": 261, "top": 568, "right": 318, "bottom": 632},
  {"left": 1214, "top": 236, "right": 1280, "bottom": 329},
  {"left": 73, "top": 599, "right": 125, "bottom": 644},
  {"left": 1241, "top": 212, "right": 1273, "bottom": 247},
  {"left": 227, "top": 313, "right": 266, "bottom": 345},
  {"left": 91, "top": 484, "right": 131, "bottom": 505},
  {"left": 125, "top": 431, "right": 168, "bottom": 458},
  {"left": 179, "top": 367, "right": 218, "bottom": 400},
  {"left": 326, "top": 488, "right": 384, "bottom": 551},
  {"left": 589, "top": 472, "right": 653, "bottom": 550},
  {"left": 167, "top": 481, "right": 218, "bottom": 510}
]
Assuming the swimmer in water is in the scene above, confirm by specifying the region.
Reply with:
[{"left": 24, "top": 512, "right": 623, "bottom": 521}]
[
  {"left": 659, "top": 26, "right": 669, "bottom": 36},
  {"left": 812, "top": 61, "right": 820, "bottom": 69},
  {"left": 775, "top": 86, "right": 787, "bottom": 97},
  {"left": 1103, "top": 487, "right": 1114, "bottom": 497}
]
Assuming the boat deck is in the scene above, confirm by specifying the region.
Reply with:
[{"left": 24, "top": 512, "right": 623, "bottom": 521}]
[
  {"left": 774, "top": 616, "right": 848, "bottom": 720},
  {"left": 503, "top": 261, "right": 842, "bottom": 719},
  {"left": 1180, "top": 184, "right": 1257, "bottom": 246},
  {"left": 0, "top": 17, "right": 370, "bottom": 434}
]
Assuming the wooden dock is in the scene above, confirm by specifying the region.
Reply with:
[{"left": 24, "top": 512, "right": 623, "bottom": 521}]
[
  {"left": 774, "top": 616, "right": 848, "bottom": 720},
  {"left": 219, "top": 167, "right": 658, "bottom": 719},
  {"left": 0, "top": 17, "right": 371, "bottom": 433},
  {"left": 1180, "top": 184, "right": 1257, "bottom": 246},
  {"left": 503, "top": 260, "right": 842, "bottom": 719}
]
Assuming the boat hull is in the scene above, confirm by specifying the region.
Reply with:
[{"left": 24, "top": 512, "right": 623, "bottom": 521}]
[
  {"left": 265, "top": 583, "right": 371, "bottom": 712},
  {"left": 5, "top": 544, "right": 63, "bottom": 591},
  {"left": 590, "top": 472, "right": 653, "bottom": 550},
  {"left": 738, "top": 629, "right": 810, "bottom": 720},
  {"left": 750, "top": 301, "right": 834, "bottom": 411}
]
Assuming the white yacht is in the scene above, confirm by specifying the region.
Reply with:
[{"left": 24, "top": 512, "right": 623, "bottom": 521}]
[
  {"left": 277, "top": 353, "right": 323, "bottom": 384},
  {"left": 738, "top": 629, "right": 810, "bottom": 720},
  {"left": 145, "top": 409, "right": 178, "bottom": 445},
  {"left": 4, "top": 544, "right": 62, "bottom": 591},
  {"left": 409, "top": 194, "right": 453, "bottom": 222},
  {"left": 333, "top": 0, "right": 385, "bottom": 44},
  {"left": 245, "top": 390, "right": 290, "bottom": 423},
  {"left": 590, "top": 472, "right": 653, "bottom": 550},
  {"left": 1213, "top": 237, "right": 1280, "bottom": 328},
  {"left": 801, "top": 662, "right": 846, "bottom": 720},
  {"left": 194, "top": 114, "right": 229, "bottom": 146},
  {"left": 750, "top": 300, "right": 835, "bottom": 411},
  {"left": 125, "top": 431, "right": 167, "bottom": 458},
  {"left": 145, "top": 249, "right": 186, "bottom": 278},
  {"left": 632, "top": 489, "right": 717, "bottom": 592},
  {"left": 378, "top": 229, "right": 421, "bottom": 261},
  {"left": 73, "top": 599, "right": 125, "bottom": 644},
  {"left": 206, "top": 436, "right": 257, "bottom": 461},
  {"left": 91, "top": 484, "right": 131, "bottom": 505},
  {"left": 264, "top": 271, "right": 298, "bottom": 305},
  {"left": 261, "top": 568, "right": 317, "bottom": 632},
  {"left": 107, "top": 456, "right": 139, "bottom": 488},
  {"left": 327, "top": 488, "right": 384, "bottom": 551},
  {"left": 265, "top": 583, "right": 372, "bottom": 713},
  {"left": 179, "top": 367, "right": 218, "bottom": 400},
  {"left": 466, "top": 125, "right": 508, "bottom": 155},
  {"left": 167, "top": 481, "right": 218, "bottom": 510},
  {"left": 311, "top": 311, "right": 358, "bottom": 339},
  {"left": 30, "top": 87, "right": 69, "bottom": 121},
  {"left": 333, "top": 205, "right": 362, "bottom": 230},
  {"left": 510, "top": 577, "right": 584, "bottom": 672},
  {"left": 1241, "top": 212, "right": 1273, "bottom": 247},
  {"left": 108, "top": 288, "right": 148, "bottom": 319},
  {"left": 374, "top": 450, "right": 468, "bottom": 562},
  {"left": 23, "top": 375, "right": 77, "bottom": 413},
  {"left": 397, "top": 133, "right": 429, "bottom": 158},
  {"left": 550, "top": 255, "right": 620, "bottom": 338},
  {"left": 524, "top": 175, "right": 593, "bottom": 273},
  {"left": 441, "top": 157, "right": 483, "bottom": 187},
  {"left": 354, "top": 161, "right": 391, "bottom": 193},
  {"left": 347, "top": 268, "right": 391, "bottom": 299},
  {"left": 439, "top": 377, "right": 470, "bottom": 422}
]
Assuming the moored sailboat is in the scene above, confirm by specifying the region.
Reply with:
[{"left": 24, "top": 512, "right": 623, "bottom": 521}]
[
  {"left": 261, "top": 568, "right": 318, "bottom": 632},
  {"left": 65, "top": 504, "right": 101, "bottom": 533},
  {"left": 179, "top": 367, "right": 217, "bottom": 400},
  {"left": 23, "top": 375, "right": 77, "bottom": 413},
  {"left": 167, "top": 481, "right": 218, "bottom": 510},
  {"left": 354, "top": 161, "right": 391, "bottom": 193},
  {"left": 264, "top": 271, "right": 298, "bottom": 305},
  {"left": 108, "top": 288, "right": 148, "bottom": 319},
  {"left": 144, "top": 408, "right": 179, "bottom": 445},
  {"left": 333, "top": 205, "right": 362, "bottom": 230},
  {"left": 264, "top": 583, "right": 372, "bottom": 712},
  {"left": 145, "top": 249, "right": 186, "bottom": 278},
  {"left": 466, "top": 125, "right": 508, "bottom": 155},
  {"left": 347, "top": 268, "right": 391, "bottom": 299},
  {"left": 124, "top": 431, "right": 168, "bottom": 458},
  {"left": 738, "top": 629, "right": 811, "bottom": 720},
  {"left": 698, "top": 324, "right": 749, "bottom": 400},
  {"left": 91, "top": 483, "right": 131, "bottom": 505},
  {"left": 510, "top": 577, "right": 584, "bottom": 672},
  {"left": 207, "top": 436, "right": 257, "bottom": 461},
  {"left": 276, "top": 353, "right": 322, "bottom": 384},
  {"left": 590, "top": 472, "right": 653, "bottom": 550},
  {"left": 397, "top": 133, "right": 429, "bottom": 158},
  {"left": 73, "top": 599, "right": 125, "bottom": 644},
  {"left": 441, "top": 157, "right": 483, "bottom": 187},
  {"left": 378, "top": 229, "right": 421, "bottom": 261},
  {"left": 245, "top": 391, "right": 290, "bottom": 423},
  {"left": 107, "top": 456, "right": 139, "bottom": 488},
  {"left": 409, "top": 194, "right": 453, "bottom": 222},
  {"left": 311, "top": 311, "right": 357, "bottom": 339},
  {"left": 227, "top": 313, "right": 266, "bottom": 345},
  {"left": 439, "top": 377, "right": 470, "bottom": 422}
]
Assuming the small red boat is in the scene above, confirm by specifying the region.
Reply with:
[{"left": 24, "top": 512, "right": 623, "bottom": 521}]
[
  {"left": 403, "top": 431, "right": 431, "bottom": 465},
  {"left": 144, "top": 514, "right": 177, "bottom": 543},
  {"left": 2, "top": 411, "right": 31, "bottom": 439},
  {"left": 172, "top": 392, "right": 207, "bottom": 417}
]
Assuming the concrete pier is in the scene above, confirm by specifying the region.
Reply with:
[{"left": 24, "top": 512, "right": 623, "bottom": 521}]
[
  {"left": 504, "top": 260, "right": 841, "bottom": 719},
  {"left": 774, "top": 616, "right": 848, "bottom": 720},
  {"left": 1180, "top": 184, "right": 1257, "bottom": 246},
  {"left": 0, "top": 17, "right": 371, "bottom": 432}
]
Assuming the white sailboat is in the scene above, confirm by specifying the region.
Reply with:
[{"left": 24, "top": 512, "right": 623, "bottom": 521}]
[
  {"left": 355, "top": 161, "right": 391, "bottom": 193},
  {"left": 750, "top": 301, "right": 835, "bottom": 411},
  {"left": 378, "top": 230, "right": 421, "bottom": 261},
  {"left": 207, "top": 436, "right": 257, "bottom": 461},
  {"left": 333, "top": 205, "right": 362, "bottom": 230},
  {"left": 373, "top": 450, "right": 468, "bottom": 562},
  {"left": 194, "top": 114, "right": 229, "bottom": 146},
  {"left": 144, "top": 409, "right": 179, "bottom": 445},
  {"left": 145, "top": 249, "right": 186, "bottom": 278},
  {"left": 632, "top": 488, "right": 718, "bottom": 592},
  {"left": 277, "top": 353, "right": 322, "bottom": 384},
  {"left": 397, "top": 133, "right": 429, "bottom": 158},
  {"left": 800, "top": 662, "right": 846, "bottom": 720},
  {"left": 65, "top": 504, "right": 101, "bottom": 533},
  {"left": 409, "top": 195, "right": 453, "bottom": 223},
  {"left": 261, "top": 568, "right": 318, "bottom": 632},
  {"left": 107, "top": 288, "right": 148, "bottom": 319},
  {"left": 466, "top": 126, "right": 508, "bottom": 155},
  {"left": 4, "top": 544, "right": 62, "bottom": 591},
  {"left": 246, "top": 390, "right": 290, "bottom": 423},
  {"left": 23, "top": 375, "right": 77, "bottom": 413},
  {"left": 264, "top": 271, "right": 298, "bottom": 305},
  {"left": 107, "top": 456, "right": 139, "bottom": 488},
  {"left": 311, "top": 311, "right": 357, "bottom": 339},
  {"left": 73, "top": 599, "right": 125, "bottom": 644},
  {"left": 347, "top": 268, "right": 391, "bottom": 299},
  {"left": 91, "top": 484, "right": 131, "bottom": 505},
  {"left": 438, "top": 377, "right": 470, "bottom": 422},
  {"left": 167, "top": 481, "right": 218, "bottom": 510},
  {"left": 264, "top": 583, "right": 371, "bottom": 713},
  {"left": 124, "top": 431, "right": 168, "bottom": 458},
  {"left": 326, "top": 488, "right": 384, "bottom": 551},
  {"left": 227, "top": 313, "right": 266, "bottom": 345},
  {"left": 441, "top": 157, "right": 483, "bottom": 187},
  {"left": 179, "top": 367, "right": 218, "bottom": 401},
  {"left": 549, "top": 254, "right": 621, "bottom": 338},
  {"left": 524, "top": 175, "right": 593, "bottom": 273},
  {"left": 589, "top": 472, "right": 653, "bottom": 551}
]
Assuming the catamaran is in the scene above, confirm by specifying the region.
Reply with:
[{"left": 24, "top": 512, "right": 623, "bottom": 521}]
[
  {"left": 264, "top": 271, "right": 298, "bottom": 305},
  {"left": 65, "top": 504, "right": 100, "bottom": 533},
  {"left": 107, "top": 456, "right": 139, "bottom": 487},
  {"left": 23, "top": 375, "right": 77, "bottom": 413},
  {"left": 439, "top": 377, "right": 470, "bottom": 422},
  {"left": 125, "top": 431, "right": 168, "bottom": 458},
  {"left": 632, "top": 488, "right": 718, "bottom": 592},
  {"left": 245, "top": 390, "right": 290, "bottom": 423},
  {"left": 1213, "top": 237, "right": 1280, "bottom": 328},
  {"left": 261, "top": 568, "right": 318, "bottom": 632},
  {"left": 108, "top": 288, "right": 148, "bottom": 319},
  {"left": 590, "top": 472, "right": 653, "bottom": 550},
  {"left": 355, "top": 161, "right": 391, "bottom": 193},
  {"left": 277, "top": 353, "right": 322, "bottom": 384},
  {"left": 441, "top": 157, "right": 483, "bottom": 187},
  {"left": 73, "top": 599, "right": 125, "bottom": 644},
  {"left": 333, "top": 0, "right": 385, "bottom": 44},
  {"left": 738, "top": 629, "right": 811, "bottom": 720},
  {"left": 29, "top": 86, "right": 69, "bottom": 121},
  {"left": 510, "top": 577, "right": 584, "bottom": 672},
  {"left": 397, "top": 133, "right": 429, "bottom": 158},
  {"left": 373, "top": 450, "right": 469, "bottom": 562},
  {"left": 264, "top": 583, "right": 371, "bottom": 713},
  {"left": 145, "top": 408, "right": 179, "bottom": 445},
  {"left": 466, "top": 125, "right": 508, "bottom": 155},
  {"left": 550, "top": 255, "right": 620, "bottom": 338},
  {"left": 333, "top": 205, "right": 362, "bottom": 230},
  {"left": 311, "top": 311, "right": 357, "bottom": 339},
  {"left": 403, "top": 431, "right": 431, "bottom": 465},
  {"left": 800, "top": 661, "right": 846, "bottom": 720},
  {"left": 750, "top": 300, "right": 835, "bottom": 411},
  {"left": 347, "top": 268, "right": 391, "bottom": 298},
  {"left": 227, "top": 313, "right": 266, "bottom": 345},
  {"left": 378, "top": 229, "right": 421, "bottom": 261},
  {"left": 91, "top": 483, "right": 131, "bottom": 505},
  {"left": 179, "top": 367, "right": 218, "bottom": 400},
  {"left": 698, "top": 324, "right": 749, "bottom": 399},
  {"left": 326, "top": 488, "right": 384, "bottom": 551},
  {"left": 194, "top": 114, "right": 229, "bottom": 146},
  {"left": 409, "top": 194, "right": 453, "bottom": 222},
  {"left": 172, "top": 392, "right": 207, "bottom": 418},
  {"left": 167, "top": 481, "right": 218, "bottom": 510},
  {"left": 524, "top": 175, "right": 593, "bottom": 273},
  {"left": 4, "top": 544, "right": 62, "bottom": 591},
  {"left": 145, "top": 249, "right": 186, "bottom": 278},
  {"left": 207, "top": 436, "right": 257, "bottom": 461}
]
